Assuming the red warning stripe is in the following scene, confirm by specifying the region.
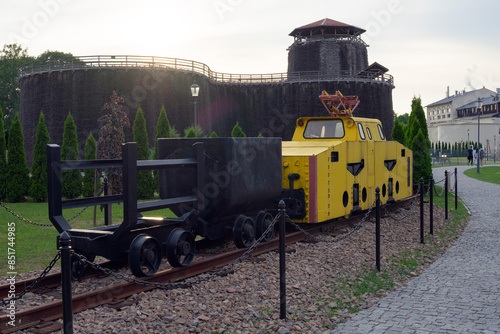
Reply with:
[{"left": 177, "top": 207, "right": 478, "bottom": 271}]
[{"left": 309, "top": 156, "right": 317, "bottom": 223}]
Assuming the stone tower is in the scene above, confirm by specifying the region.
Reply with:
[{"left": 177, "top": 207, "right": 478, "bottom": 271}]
[{"left": 287, "top": 18, "right": 369, "bottom": 76}]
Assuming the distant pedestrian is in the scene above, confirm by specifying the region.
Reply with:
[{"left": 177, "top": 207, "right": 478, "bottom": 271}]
[
  {"left": 479, "top": 147, "right": 485, "bottom": 166},
  {"left": 467, "top": 145, "right": 473, "bottom": 165}
]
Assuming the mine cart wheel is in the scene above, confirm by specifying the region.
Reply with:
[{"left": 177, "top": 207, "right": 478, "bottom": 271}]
[
  {"left": 255, "top": 211, "right": 274, "bottom": 242},
  {"left": 70, "top": 253, "right": 95, "bottom": 281},
  {"left": 233, "top": 215, "right": 256, "bottom": 248},
  {"left": 128, "top": 234, "right": 162, "bottom": 277},
  {"left": 166, "top": 228, "right": 196, "bottom": 267}
]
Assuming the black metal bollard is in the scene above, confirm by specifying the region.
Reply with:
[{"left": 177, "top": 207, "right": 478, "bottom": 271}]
[
  {"left": 455, "top": 167, "right": 458, "bottom": 210},
  {"left": 430, "top": 175, "right": 434, "bottom": 235},
  {"left": 375, "top": 187, "right": 381, "bottom": 272},
  {"left": 420, "top": 178, "right": 424, "bottom": 244},
  {"left": 103, "top": 176, "right": 109, "bottom": 226},
  {"left": 59, "top": 232, "right": 73, "bottom": 334},
  {"left": 278, "top": 200, "right": 287, "bottom": 320},
  {"left": 444, "top": 170, "right": 448, "bottom": 220}
]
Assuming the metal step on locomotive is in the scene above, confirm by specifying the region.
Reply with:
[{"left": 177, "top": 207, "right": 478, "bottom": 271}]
[{"left": 47, "top": 90, "right": 412, "bottom": 278}]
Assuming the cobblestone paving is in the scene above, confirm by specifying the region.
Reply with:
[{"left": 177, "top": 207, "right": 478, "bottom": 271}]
[{"left": 331, "top": 166, "right": 500, "bottom": 334}]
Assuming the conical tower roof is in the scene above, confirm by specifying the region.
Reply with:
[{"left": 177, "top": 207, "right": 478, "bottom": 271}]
[{"left": 289, "top": 18, "right": 365, "bottom": 38}]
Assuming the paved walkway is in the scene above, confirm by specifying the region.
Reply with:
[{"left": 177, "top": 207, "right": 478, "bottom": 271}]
[{"left": 331, "top": 165, "right": 500, "bottom": 334}]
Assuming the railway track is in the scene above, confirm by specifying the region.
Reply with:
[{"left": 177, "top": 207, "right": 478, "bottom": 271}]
[{"left": 0, "top": 200, "right": 412, "bottom": 333}]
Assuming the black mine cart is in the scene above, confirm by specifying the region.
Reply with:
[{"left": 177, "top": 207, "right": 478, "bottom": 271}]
[{"left": 47, "top": 138, "right": 282, "bottom": 277}]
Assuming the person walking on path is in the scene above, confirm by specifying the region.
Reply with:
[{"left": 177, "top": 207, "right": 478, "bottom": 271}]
[{"left": 467, "top": 145, "right": 473, "bottom": 165}]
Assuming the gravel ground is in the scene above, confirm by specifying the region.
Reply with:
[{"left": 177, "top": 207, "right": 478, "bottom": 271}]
[{"left": 11, "top": 199, "right": 462, "bottom": 334}]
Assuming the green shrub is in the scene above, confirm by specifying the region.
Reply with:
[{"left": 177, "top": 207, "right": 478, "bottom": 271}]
[
  {"left": 231, "top": 122, "right": 246, "bottom": 137},
  {"left": 133, "top": 107, "right": 154, "bottom": 199},
  {"left": 29, "top": 112, "right": 50, "bottom": 202},
  {"left": 210, "top": 131, "right": 218, "bottom": 138},
  {"left": 82, "top": 132, "right": 97, "bottom": 197},
  {"left": 6, "top": 114, "right": 30, "bottom": 202},
  {"left": 61, "top": 113, "right": 82, "bottom": 199}
]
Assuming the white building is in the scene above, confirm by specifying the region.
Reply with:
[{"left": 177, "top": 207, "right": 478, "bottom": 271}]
[{"left": 426, "top": 87, "right": 500, "bottom": 156}]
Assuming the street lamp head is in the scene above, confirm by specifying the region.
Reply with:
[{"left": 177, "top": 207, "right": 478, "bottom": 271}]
[{"left": 190, "top": 83, "right": 200, "bottom": 97}]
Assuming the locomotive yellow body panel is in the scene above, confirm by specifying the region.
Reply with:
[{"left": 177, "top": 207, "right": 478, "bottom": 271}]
[{"left": 282, "top": 116, "right": 413, "bottom": 224}]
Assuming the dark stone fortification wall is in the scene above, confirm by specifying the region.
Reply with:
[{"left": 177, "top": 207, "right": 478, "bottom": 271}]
[{"left": 19, "top": 68, "right": 393, "bottom": 165}]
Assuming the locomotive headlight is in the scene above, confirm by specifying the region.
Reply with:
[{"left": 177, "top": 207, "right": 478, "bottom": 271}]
[{"left": 345, "top": 118, "right": 354, "bottom": 127}]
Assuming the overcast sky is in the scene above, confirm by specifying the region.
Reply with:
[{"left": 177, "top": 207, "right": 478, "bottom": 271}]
[{"left": 1, "top": 0, "right": 499, "bottom": 115}]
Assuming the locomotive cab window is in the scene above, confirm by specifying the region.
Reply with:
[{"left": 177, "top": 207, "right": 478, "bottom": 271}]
[
  {"left": 357, "top": 123, "right": 366, "bottom": 140},
  {"left": 377, "top": 124, "right": 385, "bottom": 140},
  {"left": 303, "top": 120, "right": 345, "bottom": 139},
  {"left": 366, "top": 127, "right": 372, "bottom": 140}
]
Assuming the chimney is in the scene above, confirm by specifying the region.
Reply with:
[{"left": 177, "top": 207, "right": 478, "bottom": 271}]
[{"left": 446, "top": 86, "right": 449, "bottom": 98}]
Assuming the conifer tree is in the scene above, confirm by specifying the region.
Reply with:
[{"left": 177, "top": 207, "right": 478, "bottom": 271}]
[
  {"left": 6, "top": 114, "right": 29, "bottom": 202},
  {"left": 133, "top": 107, "right": 154, "bottom": 199},
  {"left": 153, "top": 105, "right": 171, "bottom": 159},
  {"left": 210, "top": 131, "right": 218, "bottom": 138},
  {"left": 82, "top": 132, "right": 97, "bottom": 197},
  {"left": 61, "top": 113, "right": 82, "bottom": 199},
  {"left": 185, "top": 127, "right": 197, "bottom": 138},
  {"left": 0, "top": 104, "right": 7, "bottom": 199},
  {"left": 391, "top": 118, "right": 405, "bottom": 145},
  {"left": 411, "top": 129, "right": 432, "bottom": 186},
  {"left": 29, "top": 112, "right": 50, "bottom": 202},
  {"left": 231, "top": 122, "right": 246, "bottom": 137},
  {"left": 405, "top": 97, "right": 431, "bottom": 187}
]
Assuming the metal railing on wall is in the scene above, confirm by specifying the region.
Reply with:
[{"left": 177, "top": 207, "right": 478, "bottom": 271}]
[{"left": 18, "top": 55, "right": 394, "bottom": 86}]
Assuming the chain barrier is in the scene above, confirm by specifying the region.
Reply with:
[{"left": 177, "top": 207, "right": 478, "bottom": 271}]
[
  {"left": 433, "top": 176, "right": 446, "bottom": 197},
  {"left": 382, "top": 179, "right": 427, "bottom": 221},
  {"left": 0, "top": 182, "right": 105, "bottom": 227},
  {"left": 1, "top": 252, "right": 61, "bottom": 307},
  {"left": 286, "top": 199, "right": 376, "bottom": 243},
  {"left": 74, "top": 215, "right": 279, "bottom": 290}
]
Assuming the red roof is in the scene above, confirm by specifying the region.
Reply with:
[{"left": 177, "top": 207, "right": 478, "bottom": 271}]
[{"left": 290, "top": 18, "right": 366, "bottom": 37}]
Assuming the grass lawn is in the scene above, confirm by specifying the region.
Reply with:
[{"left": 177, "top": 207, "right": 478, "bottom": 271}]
[{"left": 0, "top": 199, "right": 174, "bottom": 275}]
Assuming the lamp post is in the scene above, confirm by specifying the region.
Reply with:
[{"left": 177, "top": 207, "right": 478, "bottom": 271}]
[
  {"left": 477, "top": 98, "right": 482, "bottom": 174},
  {"left": 467, "top": 129, "right": 469, "bottom": 143},
  {"left": 495, "top": 135, "right": 497, "bottom": 163},
  {"left": 190, "top": 83, "right": 200, "bottom": 127}
]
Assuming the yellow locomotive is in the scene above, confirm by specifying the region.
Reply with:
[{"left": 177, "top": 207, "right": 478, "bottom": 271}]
[{"left": 281, "top": 91, "right": 413, "bottom": 223}]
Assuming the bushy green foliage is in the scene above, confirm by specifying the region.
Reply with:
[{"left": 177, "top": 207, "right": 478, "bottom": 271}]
[
  {"left": 29, "top": 112, "right": 50, "bottom": 202},
  {"left": 231, "top": 122, "right": 246, "bottom": 137},
  {"left": 391, "top": 118, "right": 405, "bottom": 145},
  {"left": 184, "top": 125, "right": 203, "bottom": 138},
  {"left": 405, "top": 97, "right": 431, "bottom": 186},
  {"left": 61, "top": 113, "right": 82, "bottom": 199},
  {"left": 210, "top": 131, "right": 218, "bottom": 138},
  {"left": 6, "top": 114, "right": 29, "bottom": 202},
  {"left": 411, "top": 129, "right": 432, "bottom": 185},
  {"left": 82, "top": 132, "right": 97, "bottom": 198},
  {"left": 133, "top": 107, "right": 154, "bottom": 199},
  {"left": 0, "top": 104, "right": 7, "bottom": 199}
]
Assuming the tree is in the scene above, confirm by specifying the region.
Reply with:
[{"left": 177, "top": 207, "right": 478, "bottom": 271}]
[
  {"left": 391, "top": 118, "right": 405, "bottom": 145},
  {"left": 98, "top": 91, "right": 130, "bottom": 194},
  {"left": 82, "top": 132, "right": 97, "bottom": 198},
  {"left": 6, "top": 113, "right": 29, "bottom": 202},
  {"left": 210, "top": 131, "right": 218, "bottom": 138},
  {"left": 395, "top": 113, "right": 410, "bottom": 125},
  {"left": 153, "top": 106, "right": 172, "bottom": 158},
  {"left": 61, "top": 113, "right": 82, "bottom": 199},
  {"left": 133, "top": 107, "right": 154, "bottom": 199},
  {"left": 405, "top": 96, "right": 431, "bottom": 187},
  {"left": 185, "top": 127, "right": 197, "bottom": 138},
  {"left": 29, "top": 112, "right": 50, "bottom": 202},
  {"left": 0, "top": 104, "right": 8, "bottom": 199},
  {"left": 184, "top": 125, "right": 203, "bottom": 138},
  {"left": 411, "top": 128, "right": 432, "bottom": 186},
  {"left": 0, "top": 44, "right": 34, "bottom": 127},
  {"left": 231, "top": 122, "right": 246, "bottom": 137}
]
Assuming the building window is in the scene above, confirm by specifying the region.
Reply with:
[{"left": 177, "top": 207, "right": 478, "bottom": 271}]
[{"left": 447, "top": 114, "right": 450, "bottom": 118}]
